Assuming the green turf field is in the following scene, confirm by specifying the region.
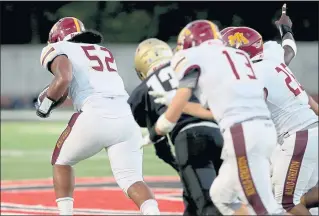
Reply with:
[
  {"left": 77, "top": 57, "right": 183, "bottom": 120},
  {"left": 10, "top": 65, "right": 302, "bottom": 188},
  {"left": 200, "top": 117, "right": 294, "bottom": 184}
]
[{"left": 1, "top": 122, "right": 177, "bottom": 180}]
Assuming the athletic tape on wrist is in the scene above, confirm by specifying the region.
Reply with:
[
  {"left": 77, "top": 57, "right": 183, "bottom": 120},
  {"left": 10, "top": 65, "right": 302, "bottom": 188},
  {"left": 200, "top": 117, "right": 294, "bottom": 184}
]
[
  {"left": 157, "top": 114, "right": 176, "bottom": 134},
  {"left": 39, "top": 97, "right": 54, "bottom": 113}
]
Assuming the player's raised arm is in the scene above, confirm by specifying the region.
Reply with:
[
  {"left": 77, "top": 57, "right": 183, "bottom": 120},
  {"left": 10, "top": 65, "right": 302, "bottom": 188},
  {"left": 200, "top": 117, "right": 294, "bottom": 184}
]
[{"left": 275, "top": 3, "right": 297, "bottom": 65}]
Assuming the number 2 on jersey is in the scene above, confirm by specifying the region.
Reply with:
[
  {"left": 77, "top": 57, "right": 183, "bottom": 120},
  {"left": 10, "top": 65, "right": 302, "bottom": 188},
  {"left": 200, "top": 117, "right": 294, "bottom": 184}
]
[
  {"left": 81, "top": 45, "right": 117, "bottom": 72},
  {"left": 275, "top": 63, "right": 304, "bottom": 96},
  {"left": 223, "top": 50, "right": 257, "bottom": 80}
]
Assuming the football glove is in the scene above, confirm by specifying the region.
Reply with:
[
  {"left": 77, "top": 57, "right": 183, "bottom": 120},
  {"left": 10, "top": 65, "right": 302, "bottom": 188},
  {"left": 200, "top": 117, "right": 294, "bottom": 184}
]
[{"left": 148, "top": 90, "right": 177, "bottom": 106}]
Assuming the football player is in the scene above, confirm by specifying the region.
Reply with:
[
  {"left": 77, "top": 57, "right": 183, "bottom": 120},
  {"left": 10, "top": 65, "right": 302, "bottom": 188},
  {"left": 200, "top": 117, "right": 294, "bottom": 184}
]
[
  {"left": 129, "top": 38, "right": 223, "bottom": 216},
  {"left": 149, "top": 19, "right": 286, "bottom": 215},
  {"left": 36, "top": 17, "right": 160, "bottom": 215},
  {"left": 222, "top": 4, "right": 318, "bottom": 215}
]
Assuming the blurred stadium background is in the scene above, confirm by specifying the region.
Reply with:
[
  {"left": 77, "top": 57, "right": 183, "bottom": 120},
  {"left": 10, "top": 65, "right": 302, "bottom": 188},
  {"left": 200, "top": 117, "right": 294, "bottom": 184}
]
[{"left": 0, "top": 1, "right": 318, "bottom": 214}]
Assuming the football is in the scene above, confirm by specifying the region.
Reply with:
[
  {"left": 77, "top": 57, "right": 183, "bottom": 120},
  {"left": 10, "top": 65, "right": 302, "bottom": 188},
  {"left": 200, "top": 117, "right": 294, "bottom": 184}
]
[{"left": 37, "top": 85, "right": 68, "bottom": 109}]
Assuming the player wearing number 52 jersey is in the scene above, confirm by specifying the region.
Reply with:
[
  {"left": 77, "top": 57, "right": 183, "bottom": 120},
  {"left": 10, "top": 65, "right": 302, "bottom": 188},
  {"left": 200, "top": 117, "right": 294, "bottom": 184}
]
[
  {"left": 38, "top": 17, "right": 160, "bottom": 215},
  {"left": 152, "top": 20, "right": 286, "bottom": 215},
  {"left": 223, "top": 26, "right": 318, "bottom": 215}
]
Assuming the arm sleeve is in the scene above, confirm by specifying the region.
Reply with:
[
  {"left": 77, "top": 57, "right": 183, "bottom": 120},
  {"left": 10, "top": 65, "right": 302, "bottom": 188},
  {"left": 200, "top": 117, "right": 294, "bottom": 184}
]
[{"left": 40, "top": 42, "right": 66, "bottom": 71}]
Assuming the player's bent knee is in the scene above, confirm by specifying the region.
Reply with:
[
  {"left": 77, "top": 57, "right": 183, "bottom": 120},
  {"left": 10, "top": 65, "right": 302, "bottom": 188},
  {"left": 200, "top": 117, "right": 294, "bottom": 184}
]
[
  {"left": 53, "top": 158, "right": 77, "bottom": 166},
  {"left": 210, "top": 181, "right": 225, "bottom": 212},
  {"left": 116, "top": 174, "right": 144, "bottom": 195},
  {"left": 210, "top": 178, "right": 240, "bottom": 215}
]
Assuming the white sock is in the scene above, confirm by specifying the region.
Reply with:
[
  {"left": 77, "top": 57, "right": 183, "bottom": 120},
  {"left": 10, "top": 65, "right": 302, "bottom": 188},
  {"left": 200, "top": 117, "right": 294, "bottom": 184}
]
[
  {"left": 140, "top": 199, "right": 160, "bottom": 215},
  {"left": 56, "top": 197, "right": 74, "bottom": 215}
]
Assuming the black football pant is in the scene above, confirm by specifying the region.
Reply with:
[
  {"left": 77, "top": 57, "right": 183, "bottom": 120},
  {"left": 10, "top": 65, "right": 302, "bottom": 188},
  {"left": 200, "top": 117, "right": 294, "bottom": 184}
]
[{"left": 173, "top": 124, "right": 224, "bottom": 216}]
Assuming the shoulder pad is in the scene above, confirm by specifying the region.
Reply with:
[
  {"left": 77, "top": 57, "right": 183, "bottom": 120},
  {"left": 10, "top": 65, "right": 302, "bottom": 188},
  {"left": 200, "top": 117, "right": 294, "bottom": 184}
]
[
  {"left": 171, "top": 50, "right": 197, "bottom": 81},
  {"left": 263, "top": 40, "right": 284, "bottom": 62},
  {"left": 40, "top": 42, "right": 66, "bottom": 70}
]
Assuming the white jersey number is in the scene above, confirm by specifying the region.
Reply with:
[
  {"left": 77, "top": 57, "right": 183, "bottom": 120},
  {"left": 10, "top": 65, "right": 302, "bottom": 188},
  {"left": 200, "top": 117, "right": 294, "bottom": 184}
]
[
  {"left": 146, "top": 67, "right": 178, "bottom": 92},
  {"left": 81, "top": 45, "right": 117, "bottom": 72}
]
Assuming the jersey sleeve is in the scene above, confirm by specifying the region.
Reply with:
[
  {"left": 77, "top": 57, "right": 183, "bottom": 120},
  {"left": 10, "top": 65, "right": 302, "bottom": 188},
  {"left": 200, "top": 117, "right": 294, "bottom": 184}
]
[
  {"left": 263, "top": 40, "right": 285, "bottom": 62},
  {"left": 171, "top": 50, "right": 201, "bottom": 81},
  {"left": 178, "top": 69, "right": 200, "bottom": 89},
  {"left": 40, "top": 42, "right": 66, "bottom": 70}
]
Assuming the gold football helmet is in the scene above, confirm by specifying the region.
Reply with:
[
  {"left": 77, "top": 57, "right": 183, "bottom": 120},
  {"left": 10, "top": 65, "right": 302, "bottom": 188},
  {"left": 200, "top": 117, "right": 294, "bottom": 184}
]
[{"left": 134, "top": 38, "right": 173, "bottom": 80}]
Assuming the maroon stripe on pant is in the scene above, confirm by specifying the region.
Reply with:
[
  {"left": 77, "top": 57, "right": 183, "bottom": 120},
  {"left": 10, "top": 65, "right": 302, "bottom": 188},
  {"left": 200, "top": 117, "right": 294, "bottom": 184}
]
[
  {"left": 230, "top": 123, "right": 268, "bottom": 215},
  {"left": 51, "top": 112, "right": 82, "bottom": 165},
  {"left": 282, "top": 130, "right": 309, "bottom": 211}
]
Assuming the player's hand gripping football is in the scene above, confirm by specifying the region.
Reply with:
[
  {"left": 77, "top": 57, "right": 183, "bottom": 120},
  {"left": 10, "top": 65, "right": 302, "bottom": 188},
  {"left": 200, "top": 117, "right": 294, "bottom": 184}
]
[
  {"left": 35, "top": 86, "right": 54, "bottom": 118},
  {"left": 35, "top": 85, "right": 68, "bottom": 118},
  {"left": 275, "top": 3, "right": 293, "bottom": 38},
  {"left": 35, "top": 97, "right": 55, "bottom": 119},
  {"left": 149, "top": 90, "right": 177, "bottom": 106}
]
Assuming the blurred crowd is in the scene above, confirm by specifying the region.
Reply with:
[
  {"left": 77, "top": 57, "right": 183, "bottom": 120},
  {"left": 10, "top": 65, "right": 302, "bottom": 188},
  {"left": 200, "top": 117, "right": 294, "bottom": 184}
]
[{"left": 2, "top": 1, "right": 318, "bottom": 44}]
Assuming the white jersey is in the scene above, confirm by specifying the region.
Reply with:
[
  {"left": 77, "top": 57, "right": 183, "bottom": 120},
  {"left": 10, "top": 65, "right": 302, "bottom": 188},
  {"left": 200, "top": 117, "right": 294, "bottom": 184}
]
[
  {"left": 254, "top": 41, "right": 317, "bottom": 136},
  {"left": 171, "top": 40, "right": 270, "bottom": 131},
  {"left": 40, "top": 41, "right": 132, "bottom": 117}
]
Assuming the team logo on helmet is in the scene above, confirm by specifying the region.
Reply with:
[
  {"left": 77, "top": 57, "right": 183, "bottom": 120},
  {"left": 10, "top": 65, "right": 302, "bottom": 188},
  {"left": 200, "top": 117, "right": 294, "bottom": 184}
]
[{"left": 228, "top": 32, "right": 249, "bottom": 48}]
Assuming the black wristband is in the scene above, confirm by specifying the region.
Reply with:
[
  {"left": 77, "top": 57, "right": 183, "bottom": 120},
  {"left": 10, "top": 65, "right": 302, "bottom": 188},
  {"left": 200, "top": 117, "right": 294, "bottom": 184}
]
[
  {"left": 278, "top": 24, "right": 293, "bottom": 39},
  {"left": 149, "top": 126, "right": 164, "bottom": 143}
]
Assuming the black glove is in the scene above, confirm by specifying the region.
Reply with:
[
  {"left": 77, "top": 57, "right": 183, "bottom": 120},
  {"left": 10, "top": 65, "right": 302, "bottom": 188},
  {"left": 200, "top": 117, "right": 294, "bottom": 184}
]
[{"left": 277, "top": 24, "right": 293, "bottom": 39}]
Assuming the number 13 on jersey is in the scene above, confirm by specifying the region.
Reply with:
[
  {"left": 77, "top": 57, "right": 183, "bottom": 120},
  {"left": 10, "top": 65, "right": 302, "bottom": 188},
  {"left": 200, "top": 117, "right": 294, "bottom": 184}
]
[
  {"left": 81, "top": 45, "right": 117, "bottom": 72},
  {"left": 223, "top": 50, "right": 257, "bottom": 80}
]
